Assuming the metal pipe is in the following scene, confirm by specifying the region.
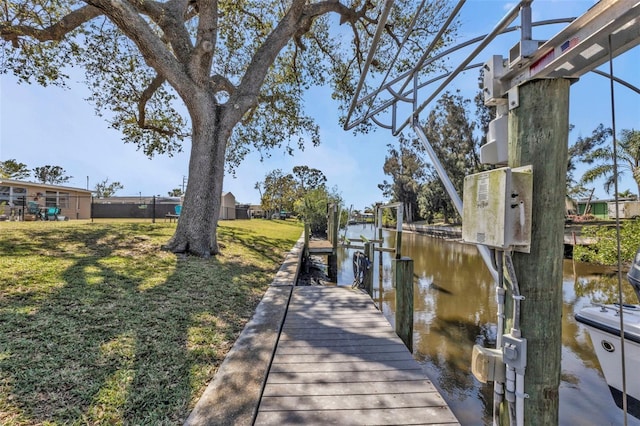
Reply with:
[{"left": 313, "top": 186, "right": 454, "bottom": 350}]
[
  {"left": 521, "top": 1, "right": 533, "bottom": 40},
  {"left": 592, "top": 69, "right": 640, "bottom": 94},
  {"left": 516, "top": 371, "right": 525, "bottom": 426},
  {"left": 344, "top": 0, "right": 395, "bottom": 128},
  {"left": 351, "top": 18, "right": 573, "bottom": 109},
  {"left": 608, "top": 32, "right": 629, "bottom": 425},
  {"left": 493, "top": 251, "right": 506, "bottom": 426},
  {"left": 345, "top": 18, "right": 575, "bottom": 131},
  {"left": 369, "top": 0, "right": 429, "bottom": 116},
  {"left": 413, "top": 123, "right": 498, "bottom": 282},
  {"left": 395, "top": 0, "right": 527, "bottom": 135},
  {"left": 397, "top": 0, "right": 467, "bottom": 95}
]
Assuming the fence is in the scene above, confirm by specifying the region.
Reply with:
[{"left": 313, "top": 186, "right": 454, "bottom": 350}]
[
  {"left": 92, "top": 197, "right": 178, "bottom": 220},
  {"left": 1, "top": 195, "right": 250, "bottom": 222}
]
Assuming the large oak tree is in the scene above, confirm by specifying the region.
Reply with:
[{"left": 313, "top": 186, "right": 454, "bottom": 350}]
[{"left": 2, "top": 0, "right": 452, "bottom": 257}]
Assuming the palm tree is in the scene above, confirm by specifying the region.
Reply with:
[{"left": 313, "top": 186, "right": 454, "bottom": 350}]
[
  {"left": 580, "top": 129, "right": 640, "bottom": 197},
  {"left": 617, "top": 189, "right": 638, "bottom": 200}
]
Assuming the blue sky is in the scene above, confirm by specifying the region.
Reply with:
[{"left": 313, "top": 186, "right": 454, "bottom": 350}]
[{"left": 1, "top": 1, "right": 638, "bottom": 212}]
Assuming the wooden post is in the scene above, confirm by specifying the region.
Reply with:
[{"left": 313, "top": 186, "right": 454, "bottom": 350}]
[
  {"left": 152, "top": 195, "right": 156, "bottom": 223},
  {"left": 327, "top": 205, "right": 338, "bottom": 282},
  {"left": 304, "top": 222, "right": 310, "bottom": 274},
  {"left": 506, "top": 78, "right": 569, "bottom": 425},
  {"left": 332, "top": 206, "right": 339, "bottom": 252},
  {"left": 326, "top": 204, "right": 333, "bottom": 244},
  {"left": 377, "top": 216, "right": 384, "bottom": 305},
  {"left": 363, "top": 242, "right": 373, "bottom": 296},
  {"left": 394, "top": 257, "right": 413, "bottom": 352},
  {"left": 395, "top": 204, "right": 403, "bottom": 259}
]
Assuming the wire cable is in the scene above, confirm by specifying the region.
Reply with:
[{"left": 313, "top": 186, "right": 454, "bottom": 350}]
[{"left": 608, "top": 33, "right": 629, "bottom": 426}]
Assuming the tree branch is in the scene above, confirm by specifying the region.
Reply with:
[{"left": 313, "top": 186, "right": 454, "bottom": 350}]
[
  {"left": 85, "top": 0, "right": 194, "bottom": 98},
  {"left": 138, "top": 74, "right": 164, "bottom": 126},
  {"left": 210, "top": 74, "right": 235, "bottom": 95},
  {"left": 229, "top": 0, "right": 306, "bottom": 118},
  {"left": 230, "top": 0, "right": 376, "bottom": 121},
  {"left": 0, "top": 5, "right": 103, "bottom": 45},
  {"left": 189, "top": 0, "right": 217, "bottom": 84}
]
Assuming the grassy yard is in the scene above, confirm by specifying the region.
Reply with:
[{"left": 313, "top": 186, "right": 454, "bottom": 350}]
[{"left": 0, "top": 219, "right": 303, "bottom": 425}]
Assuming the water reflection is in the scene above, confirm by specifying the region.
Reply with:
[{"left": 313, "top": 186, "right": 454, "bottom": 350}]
[{"left": 336, "top": 226, "right": 640, "bottom": 426}]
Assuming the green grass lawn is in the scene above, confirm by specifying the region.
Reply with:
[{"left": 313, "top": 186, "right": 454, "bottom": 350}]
[{"left": 0, "top": 219, "right": 302, "bottom": 425}]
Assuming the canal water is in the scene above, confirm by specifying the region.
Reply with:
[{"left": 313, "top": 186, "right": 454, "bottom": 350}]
[{"left": 335, "top": 225, "right": 640, "bottom": 426}]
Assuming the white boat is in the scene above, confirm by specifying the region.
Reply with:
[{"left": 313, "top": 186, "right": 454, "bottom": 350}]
[{"left": 575, "top": 247, "right": 640, "bottom": 419}]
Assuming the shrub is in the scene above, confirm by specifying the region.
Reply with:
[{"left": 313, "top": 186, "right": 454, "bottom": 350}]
[{"left": 574, "top": 218, "right": 640, "bottom": 266}]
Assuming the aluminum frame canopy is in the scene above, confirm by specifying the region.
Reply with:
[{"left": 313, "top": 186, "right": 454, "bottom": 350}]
[{"left": 344, "top": 0, "right": 640, "bottom": 135}]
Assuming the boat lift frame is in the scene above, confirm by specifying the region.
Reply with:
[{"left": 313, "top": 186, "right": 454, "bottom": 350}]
[
  {"left": 342, "top": 1, "right": 640, "bottom": 424},
  {"left": 343, "top": 0, "right": 640, "bottom": 282}
]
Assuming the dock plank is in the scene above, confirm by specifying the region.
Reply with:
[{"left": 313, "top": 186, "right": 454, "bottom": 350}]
[
  {"left": 259, "top": 392, "right": 447, "bottom": 410},
  {"left": 255, "top": 286, "right": 460, "bottom": 425},
  {"left": 254, "top": 407, "right": 459, "bottom": 425},
  {"left": 272, "top": 350, "right": 414, "bottom": 363},
  {"left": 262, "top": 380, "right": 440, "bottom": 396}
]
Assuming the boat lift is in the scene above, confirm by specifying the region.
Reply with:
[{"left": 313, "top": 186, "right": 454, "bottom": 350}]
[{"left": 342, "top": 1, "right": 640, "bottom": 424}]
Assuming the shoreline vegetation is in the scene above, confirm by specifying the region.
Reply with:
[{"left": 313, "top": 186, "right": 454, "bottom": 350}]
[
  {"left": 397, "top": 219, "right": 640, "bottom": 269},
  {"left": 0, "top": 219, "right": 302, "bottom": 425}
]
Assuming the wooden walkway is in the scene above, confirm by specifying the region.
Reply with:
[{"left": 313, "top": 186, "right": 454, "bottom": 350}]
[
  {"left": 307, "top": 238, "right": 334, "bottom": 255},
  {"left": 255, "top": 286, "right": 460, "bottom": 425}
]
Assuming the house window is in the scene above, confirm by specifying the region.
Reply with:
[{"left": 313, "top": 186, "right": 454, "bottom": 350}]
[
  {"left": 45, "top": 191, "right": 57, "bottom": 207},
  {"left": 40, "top": 191, "right": 70, "bottom": 208},
  {"left": 58, "top": 192, "right": 69, "bottom": 208},
  {"left": 0, "top": 186, "right": 9, "bottom": 204},
  {"left": 12, "top": 187, "right": 26, "bottom": 205},
  {"left": 0, "top": 186, "right": 26, "bottom": 207}
]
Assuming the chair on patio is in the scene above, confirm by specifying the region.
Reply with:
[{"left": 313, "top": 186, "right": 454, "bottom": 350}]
[
  {"left": 166, "top": 205, "right": 181, "bottom": 222},
  {"left": 45, "top": 206, "right": 61, "bottom": 221},
  {"left": 27, "top": 201, "right": 44, "bottom": 220}
]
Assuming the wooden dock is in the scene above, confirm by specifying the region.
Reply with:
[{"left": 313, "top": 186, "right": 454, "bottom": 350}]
[
  {"left": 254, "top": 286, "right": 459, "bottom": 425},
  {"left": 307, "top": 238, "right": 335, "bottom": 255}
]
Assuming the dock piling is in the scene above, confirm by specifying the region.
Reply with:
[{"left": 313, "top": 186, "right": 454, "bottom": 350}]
[{"left": 394, "top": 256, "right": 414, "bottom": 352}]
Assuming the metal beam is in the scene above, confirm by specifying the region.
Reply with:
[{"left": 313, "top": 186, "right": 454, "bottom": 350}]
[
  {"left": 344, "top": 0, "right": 395, "bottom": 130},
  {"left": 503, "top": 0, "right": 640, "bottom": 89},
  {"left": 344, "top": 19, "right": 575, "bottom": 131},
  {"left": 413, "top": 123, "right": 499, "bottom": 283}
]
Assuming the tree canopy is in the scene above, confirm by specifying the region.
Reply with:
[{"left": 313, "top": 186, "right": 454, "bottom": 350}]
[
  {"left": 379, "top": 90, "right": 484, "bottom": 224},
  {"left": 260, "top": 168, "right": 298, "bottom": 215},
  {"left": 258, "top": 165, "right": 328, "bottom": 216},
  {"left": 94, "top": 178, "right": 124, "bottom": 198},
  {"left": 2, "top": 0, "right": 454, "bottom": 257},
  {"left": 579, "top": 128, "right": 640, "bottom": 197},
  {"left": 32, "top": 165, "right": 72, "bottom": 185},
  {"left": 0, "top": 159, "right": 30, "bottom": 180},
  {"left": 379, "top": 134, "right": 425, "bottom": 223}
]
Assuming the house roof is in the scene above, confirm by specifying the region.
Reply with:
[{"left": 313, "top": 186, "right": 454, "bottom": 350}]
[
  {"left": 0, "top": 178, "right": 93, "bottom": 194},
  {"left": 576, "top": 197, "right": 638, "bottom": 203}
]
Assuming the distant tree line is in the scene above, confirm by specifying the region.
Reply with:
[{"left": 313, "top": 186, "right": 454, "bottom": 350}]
[{"left": 256, "top": 165, "right": 345, "bottom": 236}]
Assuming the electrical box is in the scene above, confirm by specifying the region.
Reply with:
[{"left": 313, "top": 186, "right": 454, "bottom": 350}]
[
  {"left": 480, "top": 115, "right": 508, "bottom": 165},
  {"left": 471, "top": 345, "right": 505, "bottom": 383},
  {"left": 502, "top": 333, "right": 527, "bottom": 372},
  {"left": 482, "top": 55, "right": 507, "bottom": 106},
  {"left": 462, "top": 166, "right": 533, "bottom": 252}
]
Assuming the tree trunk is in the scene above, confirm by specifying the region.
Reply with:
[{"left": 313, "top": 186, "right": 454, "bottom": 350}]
[{"left": 164, "top": 95, "right": 230, "bottom": 257}]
